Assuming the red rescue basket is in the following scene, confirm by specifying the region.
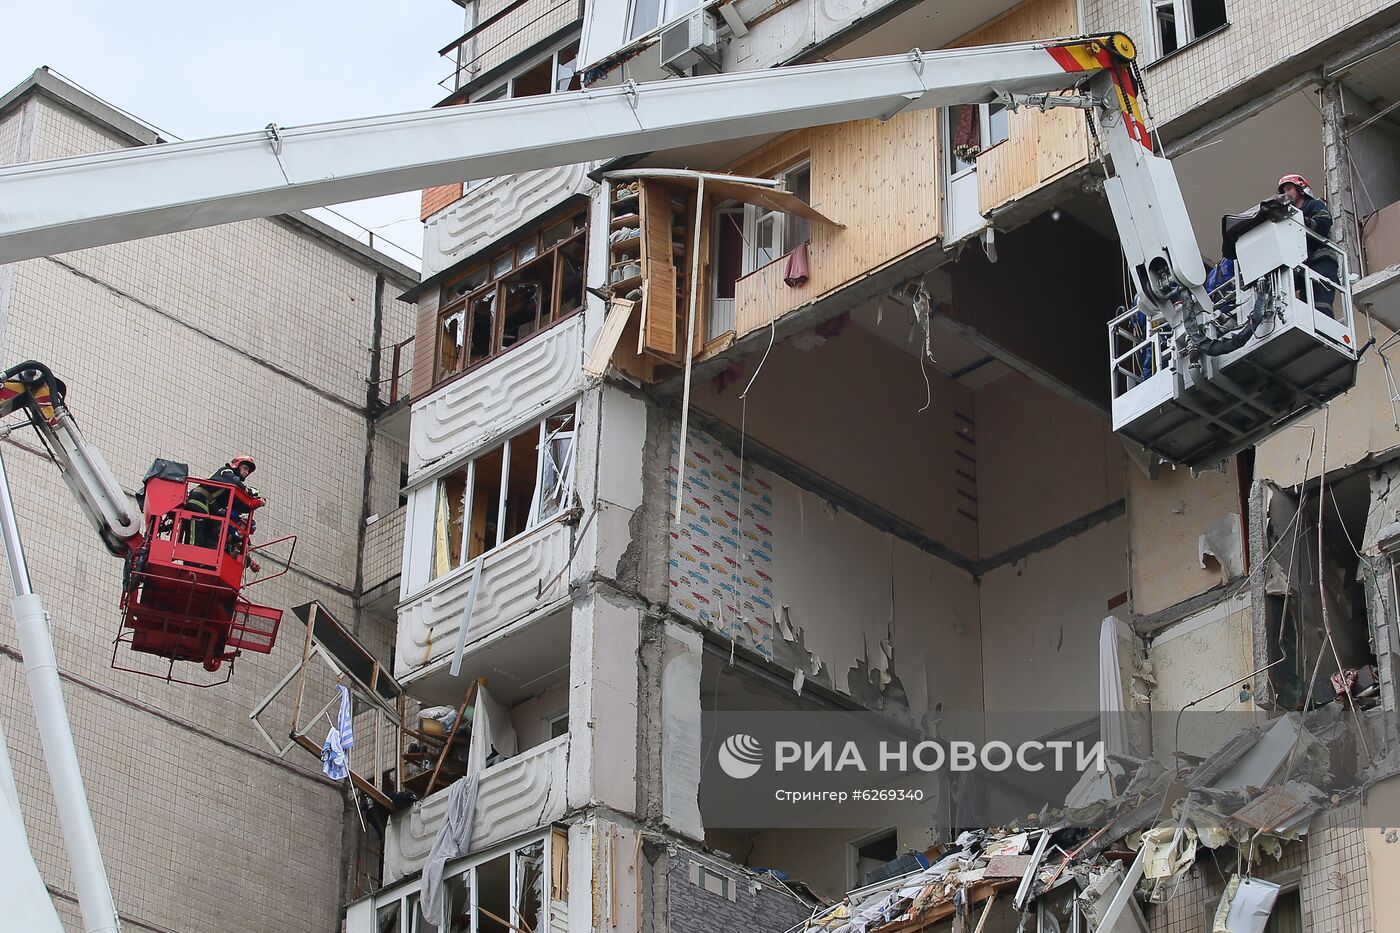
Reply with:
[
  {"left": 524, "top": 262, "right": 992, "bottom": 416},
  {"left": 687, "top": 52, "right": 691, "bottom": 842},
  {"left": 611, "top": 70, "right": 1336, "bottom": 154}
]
[{"left": 115, "top": 471, "right": 294, "bottom": 686}]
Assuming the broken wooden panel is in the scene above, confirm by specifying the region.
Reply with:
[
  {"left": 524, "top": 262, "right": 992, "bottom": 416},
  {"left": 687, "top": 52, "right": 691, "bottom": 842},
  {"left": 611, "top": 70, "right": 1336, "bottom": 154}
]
[
  {"left": 643, "top": 260, "right": 680, "bottom": 358},
  {"left": 974, "top": 373, "right": 1125, "bottom": 558},
  {"left": 637, "top": 179, "right": 686, "bottom": 362},
  {"left": 584, "top": 298, "right": 636, "bottom": 377},
  {"left": 641, "top": 178, "right": 674, "bottom": 267}
]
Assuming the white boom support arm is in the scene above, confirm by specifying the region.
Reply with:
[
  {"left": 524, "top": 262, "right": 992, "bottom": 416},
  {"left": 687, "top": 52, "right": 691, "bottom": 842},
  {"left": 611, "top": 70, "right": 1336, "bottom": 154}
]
[
  {"left": 0, "top": 363, "right": 142, "bottom": 556},
  {"left": 0, "top": 36, "right": 1131, "bottom": 263}
]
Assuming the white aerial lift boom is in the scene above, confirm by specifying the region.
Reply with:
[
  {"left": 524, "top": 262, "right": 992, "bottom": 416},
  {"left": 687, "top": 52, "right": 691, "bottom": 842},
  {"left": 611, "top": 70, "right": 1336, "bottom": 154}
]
[
  {"left": 0, "top": 33, "right": 1357, "bottom": 466},
  {"left": 0, "top": 33, "right": 1358, "bottom": 929}
]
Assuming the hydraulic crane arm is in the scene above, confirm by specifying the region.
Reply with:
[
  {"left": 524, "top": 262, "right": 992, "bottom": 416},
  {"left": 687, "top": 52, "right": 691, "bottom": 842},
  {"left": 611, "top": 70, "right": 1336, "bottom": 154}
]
[
  {"left": 0, "top": 363, "right": 142, "bottom": 557},
  {"left": 0, "top": 33, "right": 1345, "bottom": 466},
  {"left": 0, "top": 35, "right": 1145, "bottom": 263}
]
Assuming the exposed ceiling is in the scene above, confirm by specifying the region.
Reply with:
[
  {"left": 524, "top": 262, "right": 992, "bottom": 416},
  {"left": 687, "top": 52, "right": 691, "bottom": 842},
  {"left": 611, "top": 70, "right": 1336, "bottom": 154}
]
[
  {"left": 410, "top": 606, "right": 571, "bottom": 707},
  {"left": 701, "top": 649, "right": 844, "bottom": 712},
  {"left": 1341, "top": 45, "right": 1400, "bottom": 132},
  {"left": 850, "top": 295, "right": 1012, "bottom": 389}
]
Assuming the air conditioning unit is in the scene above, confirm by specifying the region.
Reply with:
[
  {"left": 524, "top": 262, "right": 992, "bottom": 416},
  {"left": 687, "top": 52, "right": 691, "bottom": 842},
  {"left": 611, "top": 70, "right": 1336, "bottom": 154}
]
[{"left": 659, "top": 10, "right": 720, "bottom": 75}]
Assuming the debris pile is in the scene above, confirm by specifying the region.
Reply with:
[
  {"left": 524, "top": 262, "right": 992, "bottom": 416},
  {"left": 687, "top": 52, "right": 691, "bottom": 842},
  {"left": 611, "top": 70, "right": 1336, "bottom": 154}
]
[{"left": 790, "top": 709, "right": 1382, "bottom": 933}]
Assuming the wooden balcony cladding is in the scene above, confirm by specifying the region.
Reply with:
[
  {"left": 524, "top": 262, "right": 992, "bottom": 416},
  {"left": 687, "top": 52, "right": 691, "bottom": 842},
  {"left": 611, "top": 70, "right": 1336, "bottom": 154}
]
[
  {"left": 953, "top": 0, "right": 1088, "bottom": 214},
  {"left": 730, "top": 108, "right": 942, "bottom": 338}
]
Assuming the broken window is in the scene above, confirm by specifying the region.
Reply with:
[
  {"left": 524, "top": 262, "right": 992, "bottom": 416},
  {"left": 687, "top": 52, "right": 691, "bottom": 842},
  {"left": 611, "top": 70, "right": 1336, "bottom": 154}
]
[
  {"left": 472, "top": 39, "right": 585, "bottom": 102},
  {"left": 1150, "top": 0, "right": 1228, "bottom": 58},
  {"left": 783, "top": 163, "right": 812, "bottom": 253},
  {"left": 947, "top": 103, "right": 1010, "bottom": 169},
  {"left": 515, "top": 840, "right": 546, "bottom": 933},
  {"left": 555, "top": 40, "right": 581, "bottom": 92},
  {"left": 549, "top": 711, "right": 569, "bottom": 738},
  {"left": 511, "top": 57, "right": 553, "bottom": 99},
  {"left": 375, "top": 900, "right": 401, "bottom": 933},
  {"left": 531, "top": 411, "right": 577, "bottom": 526},
  {"left": 429, "top": 407, "right": 578, "bottom": 581},
  {"left": 478, "top": 853, "right": 511, "bottom": 933},
  {"left": 1037, "top": 882, "right": 1083, "bottom": 932},
  {"left": 361, "top": 832, "right": 563, "bottom": 933},
  {"left": 434, "top": 209, "right": 588, "bottom": 387}
]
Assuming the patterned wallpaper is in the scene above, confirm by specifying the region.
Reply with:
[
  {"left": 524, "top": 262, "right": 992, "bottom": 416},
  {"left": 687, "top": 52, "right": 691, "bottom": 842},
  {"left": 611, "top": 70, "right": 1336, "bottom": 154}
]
[{"left": 668, "top": 427, "right": 778, "bottom": 657}]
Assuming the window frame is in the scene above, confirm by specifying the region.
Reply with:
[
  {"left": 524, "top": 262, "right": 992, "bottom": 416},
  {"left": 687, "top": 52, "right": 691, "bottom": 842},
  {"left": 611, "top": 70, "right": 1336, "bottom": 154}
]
[
  {"left": 366, "top": 830, "right": 556, "bottom": 933},
  {"left": 470, "top": 38, "right": 583, "bottom": 104},
  {"left": 741, "top": 159, "right": 813, "bottom": 275},
  {"left": 434, "top": 211, "right": 588, "bottom": 388},
  {"left": 945, "top": 103, "right": 1009, "bottom": 178},
  {"left": 429, "top": 406, "right": 578, "bottom": 583},
  {"left": 1144, "top": 0, "right": 1229, "bottom": 63},
  {"left": 627, "top": 0, "right": 701, "bottom": 40},
  {"left": 708, "top": 202, "right": 746, "bottom": 340}
]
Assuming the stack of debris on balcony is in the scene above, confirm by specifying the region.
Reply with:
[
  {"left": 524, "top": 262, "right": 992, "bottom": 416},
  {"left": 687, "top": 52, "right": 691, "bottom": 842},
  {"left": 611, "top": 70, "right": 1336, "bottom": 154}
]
[{"left": 788, "top": 709, "right": 1394, "bottom": 933}]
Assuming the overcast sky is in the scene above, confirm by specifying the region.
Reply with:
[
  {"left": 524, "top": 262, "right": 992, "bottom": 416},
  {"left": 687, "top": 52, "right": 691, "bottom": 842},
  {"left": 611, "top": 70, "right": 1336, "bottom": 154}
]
[{"left": 2, "top": 1, "right": 467, "bottom": 264}]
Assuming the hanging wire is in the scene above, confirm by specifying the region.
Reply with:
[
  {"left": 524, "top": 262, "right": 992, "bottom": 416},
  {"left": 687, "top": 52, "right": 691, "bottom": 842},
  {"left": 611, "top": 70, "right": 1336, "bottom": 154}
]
[{"left": 1299, "top": 408, "right": 1373, "bottom": 757}]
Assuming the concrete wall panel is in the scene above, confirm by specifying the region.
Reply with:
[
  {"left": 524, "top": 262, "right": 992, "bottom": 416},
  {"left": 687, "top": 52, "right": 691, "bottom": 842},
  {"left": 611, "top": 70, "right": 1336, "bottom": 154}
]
[
  {"left": 668, "top": 425, "right": 982, "bottom": 709},
  {"left": 1127, "top": 463, "right": 1243, "bottom": 616},
  {"left": 979, "top": 516, "right": 1128, "bottom": 713},
  {"left": 974, "top": 372, "right": 1124, "bottom": 557},
  {"left": 1255, "top": 323, "right": 1400, "bottom": 487}
]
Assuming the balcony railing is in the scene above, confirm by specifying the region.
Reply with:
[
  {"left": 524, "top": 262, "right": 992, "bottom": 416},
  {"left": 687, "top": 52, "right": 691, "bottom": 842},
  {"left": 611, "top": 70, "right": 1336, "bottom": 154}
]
[
  {"left": 438, "top": 0, "right": 583, "bottom": 94},
  {"left": 396, "top": 520, "right": 572, "bottom": 679},
  {"left": 384, "top": 733, "right": 568, "bottom": 881}
]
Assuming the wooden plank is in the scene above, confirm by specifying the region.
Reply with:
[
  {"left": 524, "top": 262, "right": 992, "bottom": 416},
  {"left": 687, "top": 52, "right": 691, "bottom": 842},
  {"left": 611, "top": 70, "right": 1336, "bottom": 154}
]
[
  {"left": 424, "top": 679, "right": 478, "bottom": 797},
  {"left": 731, "top": 129, "right": 812, "bottom": 179},
  {"left": 643, "top": 261, "right": 678, "bottom": 358},
  {"left": 876, "top": 879, "right": 1016, "bottom": 933},
  {"left": 640, "top": 180, "right": 673, "bottom": 267},
  {"left": 727, "top": 107, "right": 942, "bottom": 339},
  {"left": 585, "top": 299, "right": 637, "bottom": 376},
  {"left": 290, "top": 733, "right": 396, "bottom": 810}
]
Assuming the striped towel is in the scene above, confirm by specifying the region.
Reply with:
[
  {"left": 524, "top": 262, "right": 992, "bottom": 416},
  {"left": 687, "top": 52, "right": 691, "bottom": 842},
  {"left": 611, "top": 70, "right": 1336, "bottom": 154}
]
[{"left": 321, "top": 685, "right": 354, "bottom": 780}]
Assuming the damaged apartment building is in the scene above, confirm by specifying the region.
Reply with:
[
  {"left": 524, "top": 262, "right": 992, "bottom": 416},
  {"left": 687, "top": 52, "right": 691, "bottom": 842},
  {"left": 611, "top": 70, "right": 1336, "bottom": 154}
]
[{"left": 331, "top": 0, "right": 1400, "bottom": 931}]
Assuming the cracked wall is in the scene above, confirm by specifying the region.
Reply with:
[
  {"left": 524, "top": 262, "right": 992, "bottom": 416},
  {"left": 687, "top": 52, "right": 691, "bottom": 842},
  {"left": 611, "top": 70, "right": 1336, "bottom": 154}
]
[{"left": 667, "top": 424, "right": 982, "bottom": 711}]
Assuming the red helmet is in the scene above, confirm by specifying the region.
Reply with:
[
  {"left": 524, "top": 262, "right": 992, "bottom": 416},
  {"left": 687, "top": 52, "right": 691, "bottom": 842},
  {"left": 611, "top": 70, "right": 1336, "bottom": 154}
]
[
  {"left": 230, "top": 455, "right": 257, "bottom": 474},
  {"left": 1278, "top": 173, "right": 1310, "bottom": 193}
]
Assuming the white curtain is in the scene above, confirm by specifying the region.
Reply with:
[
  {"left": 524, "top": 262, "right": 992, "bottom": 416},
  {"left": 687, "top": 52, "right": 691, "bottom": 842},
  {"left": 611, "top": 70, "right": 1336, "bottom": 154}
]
[{"left": 467, "top": 684, "right": 518, "bottom": 775}]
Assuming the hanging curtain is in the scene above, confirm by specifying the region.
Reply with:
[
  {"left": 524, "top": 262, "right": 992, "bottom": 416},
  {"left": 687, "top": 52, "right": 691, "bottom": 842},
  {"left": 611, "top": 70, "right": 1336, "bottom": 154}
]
[{"left": 953, "top": 105, "right": 982, "bottom": 161}]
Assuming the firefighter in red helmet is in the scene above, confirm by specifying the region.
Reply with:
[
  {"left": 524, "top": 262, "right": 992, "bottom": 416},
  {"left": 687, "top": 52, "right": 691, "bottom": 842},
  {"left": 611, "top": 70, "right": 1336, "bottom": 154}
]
[
  {"left": 1277, "top": 174, "right": 1339, "bottom": 318},
  {"left": 186, "top": 456, "right": 263, "bottom": 568}
]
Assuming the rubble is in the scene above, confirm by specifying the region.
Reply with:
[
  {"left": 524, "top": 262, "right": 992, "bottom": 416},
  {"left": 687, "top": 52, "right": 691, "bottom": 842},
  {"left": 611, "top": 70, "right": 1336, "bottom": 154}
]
[{"left": 789, "top": 710, "right": 1388, "bottom": 933}]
